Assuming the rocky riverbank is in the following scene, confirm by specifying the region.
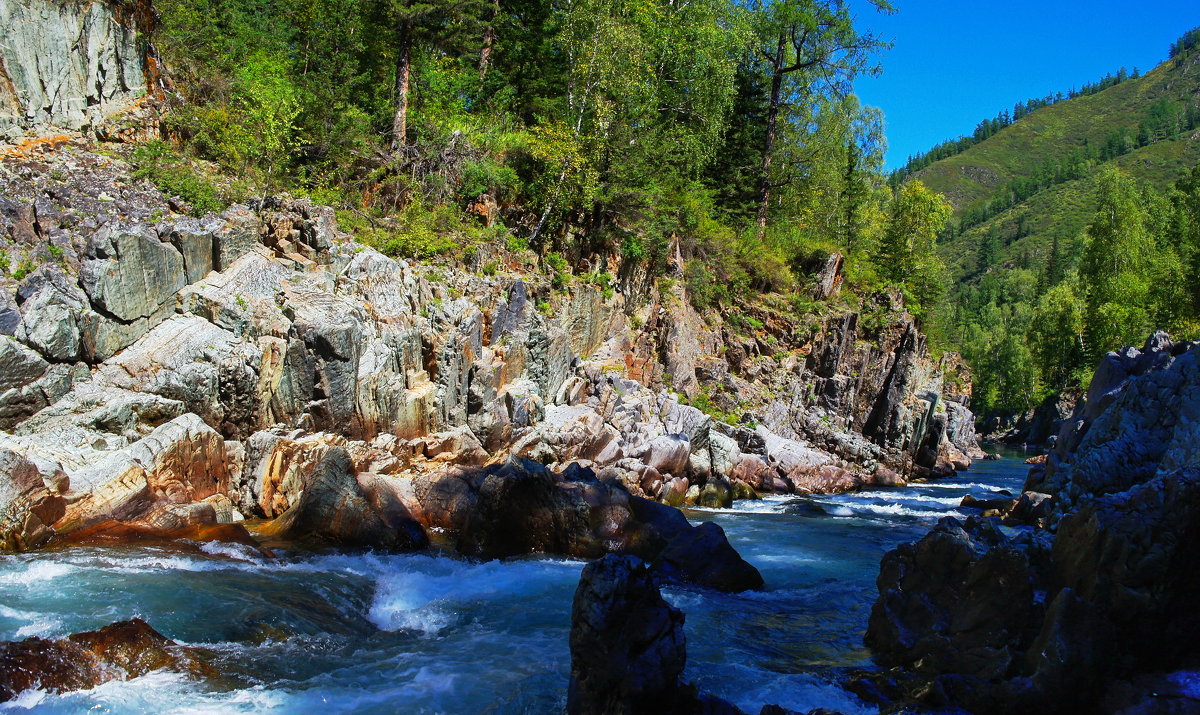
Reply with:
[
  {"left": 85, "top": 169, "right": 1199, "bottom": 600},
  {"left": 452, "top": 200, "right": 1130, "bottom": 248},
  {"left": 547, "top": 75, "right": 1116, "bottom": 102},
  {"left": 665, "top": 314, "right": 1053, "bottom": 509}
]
[
  {"left": 862, "top": 332, "right": 1200, "bottom": 714},
  {"left": 0, "top": 132, "right": 982, "bottom": 565}
]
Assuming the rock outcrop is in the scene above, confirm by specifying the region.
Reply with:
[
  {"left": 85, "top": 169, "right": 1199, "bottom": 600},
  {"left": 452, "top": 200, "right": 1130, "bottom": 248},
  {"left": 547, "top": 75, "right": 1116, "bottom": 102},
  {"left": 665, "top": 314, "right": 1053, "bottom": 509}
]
[
  {"left": 0, "top": 618, "right": 211, "bottom": 702},
  {"left": 863, "top": 333, "right": 1200, "bottom": 714},
  {"left": 0, "top": 138, "right": 979, "bottom": 582},
  {"left": 568, "top": 554, "right": 740, "bottom": 714},
  {"left": 0, "top": 0, "right": 160, "bottom": 136},
  {"left": 980, "top": 387, "right": 1081, "bottom": 447}
]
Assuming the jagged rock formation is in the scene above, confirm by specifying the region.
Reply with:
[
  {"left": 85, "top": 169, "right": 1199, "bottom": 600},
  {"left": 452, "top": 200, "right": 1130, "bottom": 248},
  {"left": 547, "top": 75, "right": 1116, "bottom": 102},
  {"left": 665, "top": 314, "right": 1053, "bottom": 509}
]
[
  {"left": 0, "top": 139, "right": 982, "bottom": 564},
  {"left": 568, "top": 554, "right": 741, "bottom": 714},
  {"left": 0, "top": 0, "right": 160, "bottom": 136},
  {"left": 0, "top": 618, "right": 212, "bottom": 702},
  {"left": 980, "top": 388, "right": 1081, "bottom": 447},
  {"left": 863, "top": 333, "right": 1200, "bottom": 714}
]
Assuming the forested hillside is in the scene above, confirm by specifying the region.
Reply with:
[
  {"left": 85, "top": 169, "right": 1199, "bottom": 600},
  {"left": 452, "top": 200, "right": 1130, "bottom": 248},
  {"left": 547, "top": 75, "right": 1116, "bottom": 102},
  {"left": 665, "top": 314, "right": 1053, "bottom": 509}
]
[
  {"left": 128, "top": 0, "right": 983, "bottom": 335},
  {"left": 904, "top": 30, "right": 1200, "bottom": 420},
  {"left": 97, "top": 0, "right": 1200, "bottom": 429}
]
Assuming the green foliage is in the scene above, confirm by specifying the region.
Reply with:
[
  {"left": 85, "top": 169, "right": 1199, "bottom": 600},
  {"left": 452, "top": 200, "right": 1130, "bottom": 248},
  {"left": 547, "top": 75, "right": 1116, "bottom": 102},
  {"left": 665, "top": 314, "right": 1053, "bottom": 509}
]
[
  {"left": 875, "top": 180, "right": 951, "bottom": 317},
  {"left": 907, "top": 46, "right": 1200, "bottom": 416},
  {"left": 0, "top": 250, "right": 9, "bottom": 274},
  {"left": 131, "top": 141, "right": 226, "bottom": 216},
  {"left": 1028, "top": 280, "right": 1086, "bottom": 388},
  {"left": 584, "top": 270, "right": 615, "bottom": 299},
  {"left": 681, "top": 388, "right": 741, "bottom": 425},
  {"left": 545, "top": 252, "right": 570, "bottom": 290},
  {"left": 343, "top": 200, "right": 464, "bottom": 259},
  {"left": 11, "top": 258, "right": 36, "bottom": 281},
  {"left": 1169, "top": 27, "right": 1200, "bottom": 59},
  {"left": 211, "top": 53, "right": 299, "bottom": 175},
  {"left": 1078, "top": 168, "right": 1158, "bottom": 359},
  {"left": 459, "top": 158, "right": 518, "bottom": 201}
]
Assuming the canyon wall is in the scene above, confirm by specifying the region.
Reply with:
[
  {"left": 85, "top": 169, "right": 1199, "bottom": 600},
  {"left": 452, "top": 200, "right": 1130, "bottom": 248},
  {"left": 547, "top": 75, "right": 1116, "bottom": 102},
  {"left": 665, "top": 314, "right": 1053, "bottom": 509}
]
[
  {"left": 0, "top": 140, "right": 979, "bottom": 555},
  {"left": 0, "top": 0, "right": 159, "bottom": 136}
]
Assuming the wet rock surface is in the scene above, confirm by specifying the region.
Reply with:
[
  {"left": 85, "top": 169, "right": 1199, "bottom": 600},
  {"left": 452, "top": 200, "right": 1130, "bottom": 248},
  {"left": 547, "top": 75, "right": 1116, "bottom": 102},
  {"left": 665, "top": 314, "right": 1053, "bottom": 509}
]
[
  {"left": 864, "top": 333, "right": 1200, "bottom": 714},
  {"left": 567, "top": 554, "right": 742, "bottom": 715},
  {"left": 0, "top": 618, "right": 211, "bottom": 702}
]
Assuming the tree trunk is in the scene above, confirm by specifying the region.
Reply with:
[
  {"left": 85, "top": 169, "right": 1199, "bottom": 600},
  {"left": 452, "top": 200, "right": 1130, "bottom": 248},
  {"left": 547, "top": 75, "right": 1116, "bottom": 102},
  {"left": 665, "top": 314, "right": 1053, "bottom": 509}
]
[
  {"left": 391, "top": 17, "right": 413, "bottom": 155},
  {"left": 478, "top": 0, "right": 499, "bottom": 79},
  {"left": 756, "top": 33, "right": 787, "bottom": 241}
]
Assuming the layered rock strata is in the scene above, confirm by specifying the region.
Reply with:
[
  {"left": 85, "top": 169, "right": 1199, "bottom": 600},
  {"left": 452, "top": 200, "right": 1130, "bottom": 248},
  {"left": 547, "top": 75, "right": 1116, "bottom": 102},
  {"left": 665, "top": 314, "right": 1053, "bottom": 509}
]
[
  {"left": 0, "top": 142, "right": 979, "bottom": 570},
  {"left": 0, "top": 0, "right": 160, "bottom": 136}
]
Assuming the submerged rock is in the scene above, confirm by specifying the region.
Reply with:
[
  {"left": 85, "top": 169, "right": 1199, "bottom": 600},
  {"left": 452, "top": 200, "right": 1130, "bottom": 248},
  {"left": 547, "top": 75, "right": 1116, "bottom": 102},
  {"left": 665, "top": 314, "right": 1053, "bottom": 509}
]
[
  {"left": 57, "top": 519, "right": 272, "bottom": 557},
  {"left": 0, "top": 619, "right": 211, "bottom": 703}
]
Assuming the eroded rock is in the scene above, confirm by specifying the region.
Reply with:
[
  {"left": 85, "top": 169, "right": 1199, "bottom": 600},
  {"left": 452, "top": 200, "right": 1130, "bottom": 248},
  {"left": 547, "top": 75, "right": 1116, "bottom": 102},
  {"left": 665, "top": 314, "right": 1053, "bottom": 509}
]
[
  {"left": 0, "top": 619, "right": 211, "bottom": 703},
  {"left": 567, "top": 554, "right": 741, "bottom": 715}
]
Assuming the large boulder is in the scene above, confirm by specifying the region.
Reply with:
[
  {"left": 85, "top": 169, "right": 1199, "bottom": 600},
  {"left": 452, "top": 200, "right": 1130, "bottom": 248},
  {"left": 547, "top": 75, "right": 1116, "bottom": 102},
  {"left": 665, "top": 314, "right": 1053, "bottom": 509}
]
[
  {"left": 80, "top": 225, "right": 186, "bottom": 323},
  {"left": 567, "top": 555, "right": 740, "bottom": 715},
  {"left": 863, "top": 334, "right": 1200, "bottom": 714},
  {"left": 0, "top": 619, "right": 211, "bottom": 703},
  {"left": 55, "top": 413, "right": 232, "bottom": 534},
  {"left": 0, "top": 448, "right": 66, "bottom": 551},
  {"left": 866, "top": 516, "right": 1049, "bottom": 680},
  {"left": 255, "top": 439, "right": 428, "bottom": 551},
  {"left": 14, "top": 265, "right": 87, "bottom": 361},
  {"left": 568, "top": 555, "right": 689, "bottom": 715},
  {"left": 404, "top": 458, "right": 762, "bottom": 592}
]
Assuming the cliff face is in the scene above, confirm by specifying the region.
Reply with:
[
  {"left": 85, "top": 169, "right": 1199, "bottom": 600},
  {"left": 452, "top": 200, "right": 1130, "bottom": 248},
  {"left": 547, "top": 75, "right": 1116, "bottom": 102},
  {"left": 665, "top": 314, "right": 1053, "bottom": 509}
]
[
  {"left": 0, "top": 0, "right": 982, "bottom": 553},
  {"left": 864, "top": 333, "right": 1200, "bottom": 714},
  {"left": 0, "top": 139, "right": 981, "bottom": 554},
  {"left": 0, "top": 0, "right": 158, "bottom": 136}
]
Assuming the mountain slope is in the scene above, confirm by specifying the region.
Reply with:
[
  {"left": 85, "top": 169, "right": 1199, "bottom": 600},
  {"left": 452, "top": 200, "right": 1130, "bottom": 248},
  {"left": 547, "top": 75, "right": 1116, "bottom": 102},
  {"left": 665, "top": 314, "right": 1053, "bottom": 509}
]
[
  {"left": 908, "top": 35, "right": 1200, "bottom": 418},
  {"left": 947, "top": 135, "right": 1200, "bottom": 278},
  {"left": 919, "top": 51, "right": 1200, "bottom": 225}
]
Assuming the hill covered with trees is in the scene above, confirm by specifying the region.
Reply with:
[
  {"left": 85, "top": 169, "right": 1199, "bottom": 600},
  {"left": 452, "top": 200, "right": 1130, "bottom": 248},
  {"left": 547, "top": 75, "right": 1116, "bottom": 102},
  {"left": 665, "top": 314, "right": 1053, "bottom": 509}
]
[
  {"left": 901, "top": 32, "right": 1200, "bottom": 421},
  {"left": 125, "top": 1, "right": 1200, "bottom": 429},
  {"left": 132, "top": 0, "right": 979, "bottom": 331}
]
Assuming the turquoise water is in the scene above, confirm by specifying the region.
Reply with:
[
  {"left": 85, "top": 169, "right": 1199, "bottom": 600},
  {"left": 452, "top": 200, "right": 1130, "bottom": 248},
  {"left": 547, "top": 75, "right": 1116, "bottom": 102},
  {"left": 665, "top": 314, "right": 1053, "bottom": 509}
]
[{"left": 0, "top": 454, "right": 1030, "bottom": 714}]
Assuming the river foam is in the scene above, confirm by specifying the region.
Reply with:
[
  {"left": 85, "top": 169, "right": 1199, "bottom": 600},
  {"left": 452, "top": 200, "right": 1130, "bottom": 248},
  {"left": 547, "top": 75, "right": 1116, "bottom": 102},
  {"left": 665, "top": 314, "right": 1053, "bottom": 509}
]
[{"left": 0, "top": 457, "right": 1035, "bottom": 713}]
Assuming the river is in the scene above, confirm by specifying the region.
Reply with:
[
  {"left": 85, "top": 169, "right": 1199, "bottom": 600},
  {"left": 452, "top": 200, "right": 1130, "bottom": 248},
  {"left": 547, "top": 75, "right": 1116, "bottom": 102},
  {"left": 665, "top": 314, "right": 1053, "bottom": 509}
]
[{"left": 0, "top": 452, "right": 1030, "bottom": 714}]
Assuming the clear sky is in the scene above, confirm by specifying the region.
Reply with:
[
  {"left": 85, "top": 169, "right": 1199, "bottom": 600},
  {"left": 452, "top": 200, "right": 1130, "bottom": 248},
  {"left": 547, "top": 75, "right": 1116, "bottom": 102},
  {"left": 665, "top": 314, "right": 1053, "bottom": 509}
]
[{"left": 848, "top": 1, "right": 1200, "bottom": 170}]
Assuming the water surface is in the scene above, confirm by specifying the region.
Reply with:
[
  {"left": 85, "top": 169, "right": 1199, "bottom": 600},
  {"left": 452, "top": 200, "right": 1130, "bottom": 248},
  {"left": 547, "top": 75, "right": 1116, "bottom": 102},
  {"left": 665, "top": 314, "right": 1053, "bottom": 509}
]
[{"left": 0, "top": 453, "right": 1030, "bottom": 714}]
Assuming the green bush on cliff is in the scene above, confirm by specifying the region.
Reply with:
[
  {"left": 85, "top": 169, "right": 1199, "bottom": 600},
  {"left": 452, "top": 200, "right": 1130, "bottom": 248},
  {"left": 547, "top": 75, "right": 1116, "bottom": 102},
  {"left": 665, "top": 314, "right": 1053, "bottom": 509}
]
[{"left": 131, "top": 141, "right": 225, "bottom": 217}]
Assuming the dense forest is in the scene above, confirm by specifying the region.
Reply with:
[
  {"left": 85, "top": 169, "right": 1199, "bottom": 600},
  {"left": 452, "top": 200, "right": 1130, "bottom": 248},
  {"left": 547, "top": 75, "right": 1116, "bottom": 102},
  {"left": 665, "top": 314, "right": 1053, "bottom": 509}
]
[
  {"left": 145, "top": 0, "right": 968, "bottom": 321},
  {"left": 920, "top": 32, "right": 1200, "bottom": 420},
  {"left": 142, "top": 1, "right": 1200, "bottom": 425}
]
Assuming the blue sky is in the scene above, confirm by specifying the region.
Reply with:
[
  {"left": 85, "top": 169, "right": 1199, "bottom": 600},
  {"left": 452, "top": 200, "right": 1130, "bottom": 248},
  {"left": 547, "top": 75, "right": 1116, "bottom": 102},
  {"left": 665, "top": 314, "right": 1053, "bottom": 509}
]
[{"left": 848, "top": 1, "right": 1200, "bottom": 170}]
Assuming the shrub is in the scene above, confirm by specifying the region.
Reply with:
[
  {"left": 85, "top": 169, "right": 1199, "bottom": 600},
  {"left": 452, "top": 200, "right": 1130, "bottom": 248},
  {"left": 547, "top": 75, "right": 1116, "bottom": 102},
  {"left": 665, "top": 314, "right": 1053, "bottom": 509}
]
[
  {"left": 131, "top": 141, "right": 224, "bottom": 217},
  {"left": 185, "top": 53, "right": 300, "bottom": 179},
  {"left": 585, "top": 270, "right": 615, "bottom": 299},
  {"left": 459, "top": 158, "right": 519, "bottom": 201},
  {"left": 12, "top": 258, "right": 36, "bottom": 280},
  {"left": 546, "top": 252, "right": 570, "bottom": 290}
]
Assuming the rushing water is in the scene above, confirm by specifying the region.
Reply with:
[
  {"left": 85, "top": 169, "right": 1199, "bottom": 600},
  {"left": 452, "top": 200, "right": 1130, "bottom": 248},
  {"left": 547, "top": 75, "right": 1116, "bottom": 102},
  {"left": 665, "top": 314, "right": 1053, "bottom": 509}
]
[{"left": 0, "top": 452, "right": 1031, "bottom": 714}]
